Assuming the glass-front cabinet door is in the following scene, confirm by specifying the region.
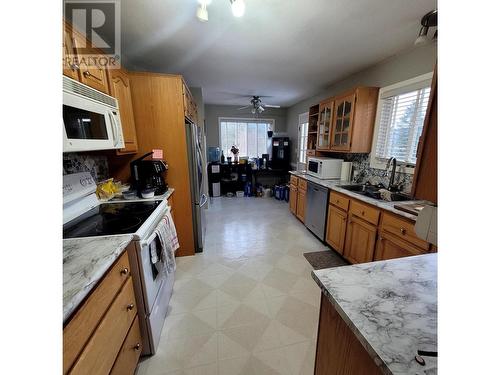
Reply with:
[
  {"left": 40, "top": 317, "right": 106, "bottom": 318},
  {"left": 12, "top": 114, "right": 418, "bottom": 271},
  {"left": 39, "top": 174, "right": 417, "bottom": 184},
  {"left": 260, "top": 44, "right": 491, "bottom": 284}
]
[
  {"left": 317, "top": 99, "right": 333, "bottom": 150},
  {"left": 331, "top": 92, "right": 356, "bottom": 151}
]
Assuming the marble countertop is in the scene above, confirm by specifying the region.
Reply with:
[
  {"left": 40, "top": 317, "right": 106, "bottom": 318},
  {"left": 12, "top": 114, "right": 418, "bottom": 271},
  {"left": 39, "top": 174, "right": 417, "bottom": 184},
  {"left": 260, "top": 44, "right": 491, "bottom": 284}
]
[
  {"left": 289, "top": 171, "right": 432, "bottom": 221},
  {"left": 312, "top": 254, "right": 437, "bottom": 375},
  {"left": 108, "top": 187, "right": 175, "bottom": 203},
  {"left": 63, "top": 234, "right": 133, "bottom": 323}
]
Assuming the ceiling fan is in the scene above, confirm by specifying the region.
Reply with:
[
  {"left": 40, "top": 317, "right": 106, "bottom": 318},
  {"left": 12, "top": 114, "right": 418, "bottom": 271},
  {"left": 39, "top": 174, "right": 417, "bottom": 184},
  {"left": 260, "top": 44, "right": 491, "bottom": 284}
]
[{"left": 238, "top": 96, "right": 281, "bottom": 114}]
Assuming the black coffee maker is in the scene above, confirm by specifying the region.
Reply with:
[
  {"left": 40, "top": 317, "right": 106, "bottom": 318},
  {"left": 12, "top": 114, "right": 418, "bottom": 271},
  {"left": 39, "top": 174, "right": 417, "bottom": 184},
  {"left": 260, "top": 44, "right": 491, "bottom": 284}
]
[{"left": 130, "top": 152, "right": 168, "bottom": 195}]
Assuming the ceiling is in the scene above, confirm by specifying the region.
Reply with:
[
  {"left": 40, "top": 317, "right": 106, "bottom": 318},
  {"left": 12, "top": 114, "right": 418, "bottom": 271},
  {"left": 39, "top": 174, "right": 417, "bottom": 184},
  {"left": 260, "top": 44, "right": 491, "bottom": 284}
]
[{"left": 121, "top": 0, "right": 436, "bottom": 107}]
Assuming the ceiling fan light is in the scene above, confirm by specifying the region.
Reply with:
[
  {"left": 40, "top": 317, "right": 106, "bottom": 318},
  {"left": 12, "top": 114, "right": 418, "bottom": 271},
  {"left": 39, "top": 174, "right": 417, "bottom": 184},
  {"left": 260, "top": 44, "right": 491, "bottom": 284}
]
[
  {"left": 414, "top": 26, "right": 429, "bottom": 45},
  {"left": 196, "top": 4, "right": 208, "bottom": 22},
  {"left": 230, "top": 0, "right": 245, "bottom": 17}
]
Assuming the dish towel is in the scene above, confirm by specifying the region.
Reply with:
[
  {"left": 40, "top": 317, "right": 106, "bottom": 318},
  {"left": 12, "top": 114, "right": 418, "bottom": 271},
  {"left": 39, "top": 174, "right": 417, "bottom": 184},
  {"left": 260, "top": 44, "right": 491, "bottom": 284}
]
[{"left": 154, "top": 210, "right": 179, "bottom": 274}]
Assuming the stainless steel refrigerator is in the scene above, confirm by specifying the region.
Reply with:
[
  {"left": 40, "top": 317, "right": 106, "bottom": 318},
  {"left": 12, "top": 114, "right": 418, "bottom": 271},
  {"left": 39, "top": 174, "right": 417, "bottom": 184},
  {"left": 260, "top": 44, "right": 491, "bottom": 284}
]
[{"left": 185, "top": 120, "right": 207, "bottom": 252}]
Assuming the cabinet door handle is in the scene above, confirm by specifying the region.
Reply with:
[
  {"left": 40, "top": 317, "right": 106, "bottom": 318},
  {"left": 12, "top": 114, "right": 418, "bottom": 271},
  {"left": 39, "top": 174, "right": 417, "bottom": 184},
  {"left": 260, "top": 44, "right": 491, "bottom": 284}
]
[
  {"left": 126, "top": 303, "right": 135, "bottom": 311},
  {"left": 120, "top": 267, "right": 129, "bottom": 276},
  {"left": 134, "top": 343, "right": 141, "bottom": 351},
  {"left": 361, "top": 211, "right": 365, "bottom": 216},
  {"left": 83, "top": 70, "right": 101, "bottom": 79},
  {"left": 400, "top": 228, "right": 406, "bottom": 235}
]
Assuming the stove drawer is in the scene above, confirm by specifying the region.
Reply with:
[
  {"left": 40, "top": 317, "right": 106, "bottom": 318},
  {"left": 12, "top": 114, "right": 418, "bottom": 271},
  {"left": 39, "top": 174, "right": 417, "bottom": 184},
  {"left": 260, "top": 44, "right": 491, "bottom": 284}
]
[{"left": 64, "top": 251, "right": 131, "bottom": 374}]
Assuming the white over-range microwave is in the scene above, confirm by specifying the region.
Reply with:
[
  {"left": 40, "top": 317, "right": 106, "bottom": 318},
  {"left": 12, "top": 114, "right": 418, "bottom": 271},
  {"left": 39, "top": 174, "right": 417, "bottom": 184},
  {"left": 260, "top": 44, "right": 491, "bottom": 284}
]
[
  {"left": 307, "top": 156, "right": 343, "bottom": 179},
  {"left": 63, "top": 76, "right": 124, "bottom": 152}
]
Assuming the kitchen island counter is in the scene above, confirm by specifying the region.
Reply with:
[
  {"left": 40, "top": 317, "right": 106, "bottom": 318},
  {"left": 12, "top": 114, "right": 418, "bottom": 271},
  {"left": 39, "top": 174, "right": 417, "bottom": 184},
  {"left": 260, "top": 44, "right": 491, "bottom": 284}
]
[{"left": 312, "top": 254, "right": 437, "bottom": 374}]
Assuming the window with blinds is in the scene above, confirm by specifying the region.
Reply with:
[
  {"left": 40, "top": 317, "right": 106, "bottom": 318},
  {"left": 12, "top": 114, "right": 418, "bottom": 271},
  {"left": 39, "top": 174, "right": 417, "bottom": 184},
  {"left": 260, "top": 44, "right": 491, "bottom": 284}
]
[
  {"left": 219, "top": 118, "right": 274, "bottom": 158},
  {"left": 298, "top": 112, "right": 309, "bottom": 164},
  {"left": 373, "top": 75, "right": 432, "bottom": 166}
]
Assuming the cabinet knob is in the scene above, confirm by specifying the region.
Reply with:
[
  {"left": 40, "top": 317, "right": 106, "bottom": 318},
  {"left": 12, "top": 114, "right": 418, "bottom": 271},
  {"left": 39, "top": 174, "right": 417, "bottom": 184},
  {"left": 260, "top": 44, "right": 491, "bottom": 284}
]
[
  {"left": 400, "top": 228, "right": 406, "bottom": 235},
  {"left": 134, "top": 343, "right": 141, "bottom": 351},
  {"left": 70, "top": 63, "right": 79, "bottom": 71},
  {"left": 361, "top": 211, "right": 365, "bottom": 216},
  {"left": 127, "top": 303, "right": 135, "bottom": 311},
  {"left": 83, "top": 70, "right": 91, "bottom": 77},
  {"left": 120, "top": 267, "right": 129, "bottom": 276},
  {"left": 336, "top": 200, "right": 340, "bottom": 204}
]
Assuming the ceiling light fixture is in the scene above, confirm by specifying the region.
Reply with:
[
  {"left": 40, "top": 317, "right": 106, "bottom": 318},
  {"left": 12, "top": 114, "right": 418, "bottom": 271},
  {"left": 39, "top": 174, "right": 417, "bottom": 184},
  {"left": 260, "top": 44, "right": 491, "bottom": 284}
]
[
  {"left": 415, "top": 9, "right": 437, "bottom": 46},
  {"left": 196, "top": 3, "right": 209, "bottom": 22},
  {"left": 230, "top": 0, "right": 245, "bottom": 17}
]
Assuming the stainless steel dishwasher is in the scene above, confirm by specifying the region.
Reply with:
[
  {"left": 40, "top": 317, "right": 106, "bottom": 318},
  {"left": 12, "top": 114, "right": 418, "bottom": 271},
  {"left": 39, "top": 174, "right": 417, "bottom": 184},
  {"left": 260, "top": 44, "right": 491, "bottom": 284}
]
[{"left": 305, "top": 181, "right": 329, "bottom": 241}]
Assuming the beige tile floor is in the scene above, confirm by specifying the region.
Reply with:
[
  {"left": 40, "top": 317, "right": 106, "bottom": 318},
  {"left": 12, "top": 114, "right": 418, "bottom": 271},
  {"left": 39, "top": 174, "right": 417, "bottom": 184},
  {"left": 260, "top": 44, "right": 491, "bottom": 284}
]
[{"left": 137, "top": 196, "right": 329, "bottom": 375}]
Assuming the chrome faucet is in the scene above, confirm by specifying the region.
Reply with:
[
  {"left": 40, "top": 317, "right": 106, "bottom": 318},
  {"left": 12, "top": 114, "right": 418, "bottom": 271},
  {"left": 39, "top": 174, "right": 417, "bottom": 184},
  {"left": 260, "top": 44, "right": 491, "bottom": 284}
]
[{"left": 385, "top": 157, "right": 398, "bottom": 191}]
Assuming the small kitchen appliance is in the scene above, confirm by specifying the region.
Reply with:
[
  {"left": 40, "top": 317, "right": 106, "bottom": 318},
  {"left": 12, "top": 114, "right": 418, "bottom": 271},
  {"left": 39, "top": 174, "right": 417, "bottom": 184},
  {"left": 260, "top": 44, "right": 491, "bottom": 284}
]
[
  {"left": 63, "top": 76, "right": 124, "bottom": 152},
  {"left": 307, "top": 156, "right": 343, "bottom": 179},
  {"left": 130, "top": 152, "right": 169, "bottom": 196}
]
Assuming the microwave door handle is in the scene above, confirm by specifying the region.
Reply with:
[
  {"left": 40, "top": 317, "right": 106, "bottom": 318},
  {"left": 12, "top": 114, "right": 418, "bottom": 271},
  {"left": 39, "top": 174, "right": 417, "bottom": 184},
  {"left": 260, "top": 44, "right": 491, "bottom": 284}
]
[{"left": 108, "top": 111, "right": 118, "bottom": 146}]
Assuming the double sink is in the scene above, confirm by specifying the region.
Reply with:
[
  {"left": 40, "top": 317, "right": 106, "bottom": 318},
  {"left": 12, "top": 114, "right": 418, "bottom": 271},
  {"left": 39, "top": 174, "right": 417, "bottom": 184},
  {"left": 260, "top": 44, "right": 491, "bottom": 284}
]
[{"left": 340, "top": 183, "right": 413, "bottom": 202}]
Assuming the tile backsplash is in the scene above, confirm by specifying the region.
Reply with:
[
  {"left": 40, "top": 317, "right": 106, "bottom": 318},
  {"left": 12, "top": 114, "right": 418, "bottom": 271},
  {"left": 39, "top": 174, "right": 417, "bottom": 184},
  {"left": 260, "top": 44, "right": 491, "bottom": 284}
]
[
  {"left": 63, "top": 153, "right": 109, "bottom": 182},
  {"left": 336, "top": 153, "right": 414, "bottom": 193}
]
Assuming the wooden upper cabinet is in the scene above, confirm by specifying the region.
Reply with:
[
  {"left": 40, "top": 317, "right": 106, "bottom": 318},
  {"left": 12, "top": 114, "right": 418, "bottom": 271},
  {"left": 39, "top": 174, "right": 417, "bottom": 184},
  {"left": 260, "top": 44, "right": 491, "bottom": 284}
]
[
  {"left": 344, "top": 213, "right": 377, "bottom": 264},
  {"left": 70, "top": 28, "right": 110, "bottom": 94},
  {"left": 412, "top": 67, "right": 437, "bottom": 204},
  {"left": 182, "top": 83, "right": 198, "bottom": 124},
  {"left": 63, "top": 22, "right": 79, "bottom": 80},
  {"left": 331, "top": 92, "right": 355, "bottom": 151},
  {"left": 329, "top": 87, "right": 379, "bottom": 153},
  {"left": 317, "top": 99, "right": 334, "bottom": 150},
  {"left": 109, "top": 69, "right": 138, "bottom": 154}
]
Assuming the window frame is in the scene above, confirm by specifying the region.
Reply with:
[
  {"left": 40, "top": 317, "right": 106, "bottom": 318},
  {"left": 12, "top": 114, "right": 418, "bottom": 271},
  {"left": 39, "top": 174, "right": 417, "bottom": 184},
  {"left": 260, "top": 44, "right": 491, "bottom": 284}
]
[
  {"left": 369, "top": 72, "right": 434, "bottom": 174},
  {"left": 297, "top": 112, "right": 309, "bottom": 165},
  {"left": 218, "top": 117, "right": 275, "bottom": 159}
]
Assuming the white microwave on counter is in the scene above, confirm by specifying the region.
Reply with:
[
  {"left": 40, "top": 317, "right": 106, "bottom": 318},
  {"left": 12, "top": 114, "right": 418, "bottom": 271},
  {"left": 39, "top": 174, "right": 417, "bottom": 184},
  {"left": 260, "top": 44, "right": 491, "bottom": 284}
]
[
  {"left": 307, "top": 156, "right": 343, "bottom": 179},
  {"left": 63, "top": 76, "right": 124, "bottom": 152}
]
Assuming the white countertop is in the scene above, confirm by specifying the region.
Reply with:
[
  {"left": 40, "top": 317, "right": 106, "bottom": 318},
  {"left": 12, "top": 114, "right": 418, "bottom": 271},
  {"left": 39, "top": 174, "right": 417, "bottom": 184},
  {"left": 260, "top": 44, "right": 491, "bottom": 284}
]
[
  {"left": 289, "top": 171, "right": 432, "bottom": 221},
  {"left": 63, "top": 234, "right": 133, "bottom": 323},
  {"left": 312, "top": 254, "right": 437, "bottom": 375}
]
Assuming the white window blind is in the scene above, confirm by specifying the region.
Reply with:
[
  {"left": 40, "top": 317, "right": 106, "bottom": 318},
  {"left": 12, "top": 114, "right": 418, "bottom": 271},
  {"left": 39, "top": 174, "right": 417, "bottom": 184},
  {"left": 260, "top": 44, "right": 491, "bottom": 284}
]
[
  {"left": 219, "top": 118, "right": 273, "bottom": 158},
  {"left": 298, "top": 112, "right": 309, "bottom": 164},
  {"left": 374, "top": 84, "right": 431, "bottom": 165}
]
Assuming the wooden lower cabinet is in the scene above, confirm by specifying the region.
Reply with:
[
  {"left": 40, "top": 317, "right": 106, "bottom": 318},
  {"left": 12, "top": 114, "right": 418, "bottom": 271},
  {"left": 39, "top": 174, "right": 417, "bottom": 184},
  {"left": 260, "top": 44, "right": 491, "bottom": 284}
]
[
  {"left": 110, "top": 316, "right": 142, "bottom": 375},
  {"left": 374, "top": 232, "right": 426, "bottom": 261},
  {"left": 289, "top": 184, "right": 298, "bottom": 215},
  {"left": 315, "top": 294, "right": 382, "bottom": 374},
  {"left": 296, "top": 186, "right": 307, "bottom": 222},
  {"left": 344, "top": 214, "right": 377, "bottom": 264},
  {"left": 64, "top": 249, "right": 141, "bottom": 375},
  {"left": 325, "top": 205, "right": 347, "bottom": 254}
]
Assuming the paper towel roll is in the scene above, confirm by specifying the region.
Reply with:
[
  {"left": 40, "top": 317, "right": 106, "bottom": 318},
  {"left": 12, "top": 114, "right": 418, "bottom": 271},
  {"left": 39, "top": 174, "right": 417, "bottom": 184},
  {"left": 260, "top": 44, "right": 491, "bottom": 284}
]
[{"left": 340, "top": 162, "right": 353, "bottom": 181}]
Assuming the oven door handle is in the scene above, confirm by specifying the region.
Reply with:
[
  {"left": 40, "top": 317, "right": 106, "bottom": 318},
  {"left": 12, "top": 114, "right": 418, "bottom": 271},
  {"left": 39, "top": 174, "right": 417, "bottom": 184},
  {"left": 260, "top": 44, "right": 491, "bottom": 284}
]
[{"left": 142, "top": 231, "right": 158, "bottom": 248}]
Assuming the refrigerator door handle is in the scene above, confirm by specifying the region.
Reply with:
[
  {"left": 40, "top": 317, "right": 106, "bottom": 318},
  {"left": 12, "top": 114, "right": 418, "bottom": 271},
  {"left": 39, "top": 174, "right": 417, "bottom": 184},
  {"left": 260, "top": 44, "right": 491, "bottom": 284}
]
[{"left": 200, "top": 193, "right": 208, "bottom": 207}]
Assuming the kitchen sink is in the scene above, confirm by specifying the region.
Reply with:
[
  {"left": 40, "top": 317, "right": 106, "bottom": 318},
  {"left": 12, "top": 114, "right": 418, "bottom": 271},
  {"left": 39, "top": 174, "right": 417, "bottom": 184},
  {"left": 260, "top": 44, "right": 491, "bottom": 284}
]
[{"left": 339, "top": 184, "right": 413, "bottom": 202}]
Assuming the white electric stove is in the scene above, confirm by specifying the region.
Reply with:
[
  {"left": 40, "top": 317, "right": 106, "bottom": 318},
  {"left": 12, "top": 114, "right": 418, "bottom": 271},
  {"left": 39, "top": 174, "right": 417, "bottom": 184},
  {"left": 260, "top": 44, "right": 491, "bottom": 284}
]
[{"left": 63, "top": 172, "right": 175, "bottom": 355}]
